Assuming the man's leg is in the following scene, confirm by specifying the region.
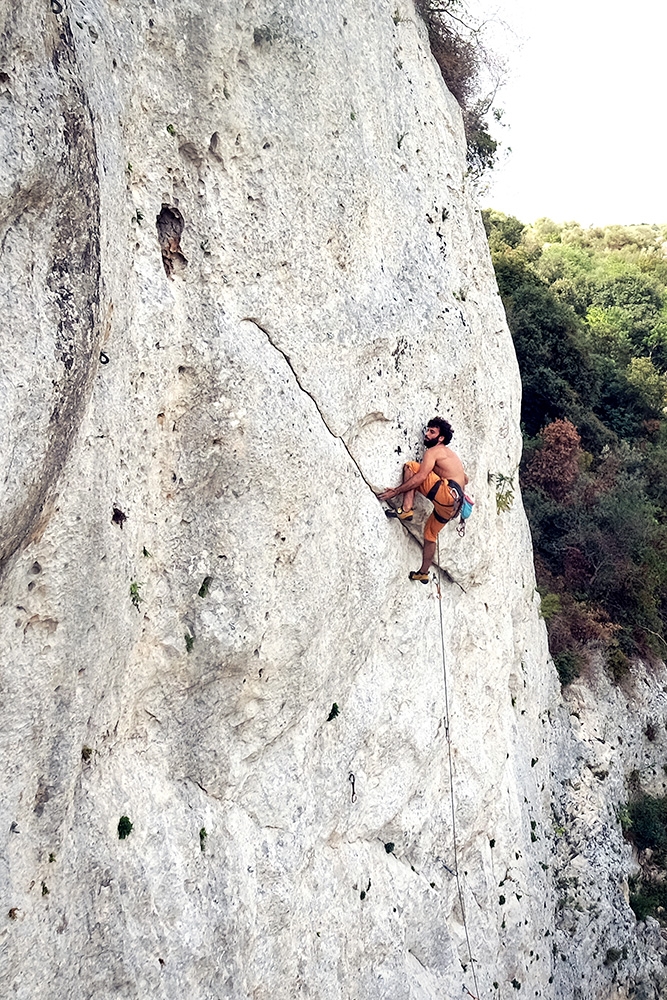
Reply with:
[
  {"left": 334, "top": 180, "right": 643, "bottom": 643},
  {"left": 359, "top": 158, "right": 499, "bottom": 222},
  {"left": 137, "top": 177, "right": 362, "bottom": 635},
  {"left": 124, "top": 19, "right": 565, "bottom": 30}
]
[
  {"left": 402, "top": 464, "right": 416, "bottom": 512},
  {"left": 419, "top": 540, "right": 436, "bottom": 574},
  {"left": 410, "top": 512, "right": 441, "bottom": 580}
]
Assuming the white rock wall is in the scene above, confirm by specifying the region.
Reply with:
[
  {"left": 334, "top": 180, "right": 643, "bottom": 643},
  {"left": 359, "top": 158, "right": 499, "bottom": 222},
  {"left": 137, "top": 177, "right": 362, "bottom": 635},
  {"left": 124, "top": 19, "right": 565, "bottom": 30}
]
[{"left": 1, "top": 1, "right": 665, "bottom": 998}]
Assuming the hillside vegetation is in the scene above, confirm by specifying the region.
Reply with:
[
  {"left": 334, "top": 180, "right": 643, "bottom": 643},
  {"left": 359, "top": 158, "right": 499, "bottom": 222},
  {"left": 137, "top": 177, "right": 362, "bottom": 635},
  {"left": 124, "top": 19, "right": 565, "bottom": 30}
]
[{"left": 484, "top": 213, "right": 667, "bottom": 684}]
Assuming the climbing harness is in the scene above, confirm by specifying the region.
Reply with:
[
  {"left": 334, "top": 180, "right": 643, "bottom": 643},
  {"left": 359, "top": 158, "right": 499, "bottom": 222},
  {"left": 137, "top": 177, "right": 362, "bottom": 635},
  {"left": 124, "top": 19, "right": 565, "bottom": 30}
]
[
  {"left": 435, "top": 535, "right": 481, "bottom": 1000},
  {"left": 426, "top": 477, "right": 463, "bottom": 524},
  {"left": 425, "top": 478, "right": 475, "bottom": 536}
]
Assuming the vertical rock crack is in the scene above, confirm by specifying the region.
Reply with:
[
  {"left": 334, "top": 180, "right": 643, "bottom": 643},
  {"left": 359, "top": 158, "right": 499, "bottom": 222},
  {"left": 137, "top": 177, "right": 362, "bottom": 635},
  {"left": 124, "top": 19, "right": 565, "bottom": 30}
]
[
  {"left": 243, "top": 318, "right": 463, "bottom": 590},
  {"left": 243, "top": 317, "right": 375, "bottom": 491}
]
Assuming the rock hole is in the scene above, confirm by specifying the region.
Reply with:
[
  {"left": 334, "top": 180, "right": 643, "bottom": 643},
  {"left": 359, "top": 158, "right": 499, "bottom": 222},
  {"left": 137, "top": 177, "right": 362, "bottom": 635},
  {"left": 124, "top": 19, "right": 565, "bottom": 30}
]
[
  {"left": 209, "top": 132, "right": 224, "bottom": 163},
  {"left": 156, "top": 204, "right": 187, "bottom": 278},
  {"left": 111, "top": 506, "right": 127, "bottom": 528},
  {"left": 179, "top": 142, "right": 201, "bottom": 166}
]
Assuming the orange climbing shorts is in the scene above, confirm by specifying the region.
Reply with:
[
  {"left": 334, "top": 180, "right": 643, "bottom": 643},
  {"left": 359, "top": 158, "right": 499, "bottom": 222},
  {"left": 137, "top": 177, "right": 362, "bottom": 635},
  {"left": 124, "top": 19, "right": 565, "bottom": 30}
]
[{"left": 404, "top": 461, "right": 460, "bottom": 543}]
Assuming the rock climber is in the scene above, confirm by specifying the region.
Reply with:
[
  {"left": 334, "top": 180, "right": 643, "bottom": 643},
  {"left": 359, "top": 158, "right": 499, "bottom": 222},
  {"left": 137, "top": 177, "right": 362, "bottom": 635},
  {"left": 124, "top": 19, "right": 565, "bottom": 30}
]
[{"left": 378, "top": 417, "right": 468, "bottom": 583}]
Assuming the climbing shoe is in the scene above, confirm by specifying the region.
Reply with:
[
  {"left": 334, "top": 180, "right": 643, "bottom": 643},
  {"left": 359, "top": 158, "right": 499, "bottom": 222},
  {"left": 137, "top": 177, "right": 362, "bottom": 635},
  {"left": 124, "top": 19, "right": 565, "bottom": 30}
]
[
  {"left": 409, "top": 571, "right": 429, "bottom": 584},
  {"left": 385, "top": 507, "right": 413, "bottom": 521}
]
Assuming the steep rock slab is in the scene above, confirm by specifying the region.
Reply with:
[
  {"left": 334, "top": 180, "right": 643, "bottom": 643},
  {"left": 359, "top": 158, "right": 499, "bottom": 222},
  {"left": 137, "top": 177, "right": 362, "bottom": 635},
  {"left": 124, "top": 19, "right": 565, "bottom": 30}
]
[{"left": 0, "top": 1, "right": 611, "bottom": 998}]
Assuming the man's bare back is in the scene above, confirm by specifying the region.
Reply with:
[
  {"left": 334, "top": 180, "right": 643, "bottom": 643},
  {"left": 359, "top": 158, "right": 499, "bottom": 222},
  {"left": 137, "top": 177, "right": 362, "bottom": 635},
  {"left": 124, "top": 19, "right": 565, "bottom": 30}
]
[{"left": 430, "top": 443, "right": 468, "bottom": 487}]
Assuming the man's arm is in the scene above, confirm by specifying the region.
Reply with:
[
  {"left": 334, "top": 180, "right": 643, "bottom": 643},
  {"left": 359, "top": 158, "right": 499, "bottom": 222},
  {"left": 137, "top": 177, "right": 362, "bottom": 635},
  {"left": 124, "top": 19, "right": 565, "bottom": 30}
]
[{"left": 378, "top": 450, "right": 436, "bottom": 500}]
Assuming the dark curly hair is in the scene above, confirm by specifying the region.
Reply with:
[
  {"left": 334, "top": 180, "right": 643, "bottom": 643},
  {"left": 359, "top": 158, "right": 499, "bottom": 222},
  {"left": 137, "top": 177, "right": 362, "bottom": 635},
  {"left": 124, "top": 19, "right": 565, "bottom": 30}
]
[{"left": 427, "top": 417, "right": 453, "bottom": 445}]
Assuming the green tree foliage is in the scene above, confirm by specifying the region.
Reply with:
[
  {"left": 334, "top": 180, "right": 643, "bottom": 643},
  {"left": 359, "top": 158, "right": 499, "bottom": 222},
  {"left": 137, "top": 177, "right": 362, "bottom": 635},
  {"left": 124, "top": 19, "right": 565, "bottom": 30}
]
[
  {"left": 624, "top": 795, "right": 667, "bottom": 921},
  {"left": 484, "top": 212, "right": 667, "bottom": 677}
]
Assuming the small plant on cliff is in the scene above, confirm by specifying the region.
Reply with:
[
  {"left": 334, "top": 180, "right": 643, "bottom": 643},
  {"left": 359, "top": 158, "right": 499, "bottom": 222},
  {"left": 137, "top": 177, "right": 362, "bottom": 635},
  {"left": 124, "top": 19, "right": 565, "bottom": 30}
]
[
  {"left": 490, "top": 472, "right": 515, "bottom": 513},
  {"left": 199, "top": 827, "right": 207, "bottom": 852},
  {"left": 617, "top": 803, "right": 631, "bottom": 832},
  {"left": 118, "top": 816, "right": 133, "bottom": 840},
  {"left": 129, "top": 581, "right": 144, "bottom": 611}
]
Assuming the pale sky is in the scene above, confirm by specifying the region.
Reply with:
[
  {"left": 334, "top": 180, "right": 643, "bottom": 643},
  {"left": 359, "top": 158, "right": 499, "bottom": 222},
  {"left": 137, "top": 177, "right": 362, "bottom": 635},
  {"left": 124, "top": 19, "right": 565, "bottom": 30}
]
[{"left": 480, "top": 0, "right": 667, "bottom": 226}]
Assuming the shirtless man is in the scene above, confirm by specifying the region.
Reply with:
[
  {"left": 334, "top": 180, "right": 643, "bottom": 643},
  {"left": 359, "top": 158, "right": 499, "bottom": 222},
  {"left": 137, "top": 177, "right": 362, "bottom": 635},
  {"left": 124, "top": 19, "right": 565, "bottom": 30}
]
[{"left": 378, "top": 418, "right": 468, "bottom": 583}]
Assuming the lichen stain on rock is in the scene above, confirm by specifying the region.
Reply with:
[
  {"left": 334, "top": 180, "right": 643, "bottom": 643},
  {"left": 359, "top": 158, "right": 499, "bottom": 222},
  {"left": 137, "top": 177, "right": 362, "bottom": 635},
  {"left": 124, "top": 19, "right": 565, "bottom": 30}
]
[{"left": 0, "top": 13, "right": 101, "bottom": 577}]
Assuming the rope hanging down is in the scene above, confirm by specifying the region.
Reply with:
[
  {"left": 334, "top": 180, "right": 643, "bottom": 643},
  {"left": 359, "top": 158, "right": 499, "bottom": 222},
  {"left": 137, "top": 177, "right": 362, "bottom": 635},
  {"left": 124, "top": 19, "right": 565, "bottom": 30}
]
[{"left": 435, "top": 536, "right": 481, "bottom": 1000}]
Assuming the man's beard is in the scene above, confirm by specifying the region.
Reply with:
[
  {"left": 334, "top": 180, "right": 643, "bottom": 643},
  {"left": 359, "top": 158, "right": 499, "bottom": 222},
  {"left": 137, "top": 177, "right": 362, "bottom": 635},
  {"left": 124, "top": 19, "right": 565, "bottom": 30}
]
[{"left": 424, "top": 436, "right": 440, "bottom": 448}]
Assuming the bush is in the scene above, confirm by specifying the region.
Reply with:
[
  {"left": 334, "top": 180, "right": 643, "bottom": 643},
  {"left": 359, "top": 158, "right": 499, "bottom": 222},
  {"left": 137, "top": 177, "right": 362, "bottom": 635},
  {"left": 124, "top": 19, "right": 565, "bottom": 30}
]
[
  {"left": 538, "top": 591, "right": 561, "bottom": 622},
  {"left": 414, "top": 0, "right": 501, "bottom": 175},
  {"left": 523, "top": 420, "right": 582, "bottom": 503},
  {"left": 624, "top": 796, "right": 667, "bottom": 922},
  {"left": 629, "top": 877, "right": 667, "bottom": 922},
  {"left": 607, "top": 646, "right": 630, "bottom": 684},
  {"left": 627, "top": 795, "right": 667, "bottom": 855},
  {"left": 553, "top": 650, "right": 582, "bottom": 687}
]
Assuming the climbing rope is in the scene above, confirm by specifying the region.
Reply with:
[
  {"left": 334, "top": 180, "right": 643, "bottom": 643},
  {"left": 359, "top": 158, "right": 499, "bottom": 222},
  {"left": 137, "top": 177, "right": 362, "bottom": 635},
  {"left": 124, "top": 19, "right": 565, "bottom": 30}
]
[{"left": 435, "top": 536, "right": 481, "bottom": 1000}]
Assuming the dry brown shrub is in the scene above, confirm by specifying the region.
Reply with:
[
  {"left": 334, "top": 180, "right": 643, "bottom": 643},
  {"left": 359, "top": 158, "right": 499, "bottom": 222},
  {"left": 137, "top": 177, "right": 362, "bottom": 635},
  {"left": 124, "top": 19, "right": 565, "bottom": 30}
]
[
  {"left": 562, "top": 546, "right": 593, "bottom": 590},
  {"left": 414, "top": 1, "right": 479, "bottom": 108},
  {"left": 640, "top": 419, "right": 661, "bottom": 442},
  {"left": 413, "top": 0, "right": 502, "bottom": 174},
  {"left": 524, "top": 419, "right": 582, "bottom": 503}
]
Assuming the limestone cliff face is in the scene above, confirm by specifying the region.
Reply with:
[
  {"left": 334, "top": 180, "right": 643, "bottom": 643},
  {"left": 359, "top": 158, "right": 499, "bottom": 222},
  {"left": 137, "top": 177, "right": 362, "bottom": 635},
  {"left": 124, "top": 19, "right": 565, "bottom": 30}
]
[{"left": 1, "top": 2, "right": 665, "bottom": 998}]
